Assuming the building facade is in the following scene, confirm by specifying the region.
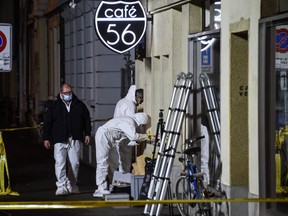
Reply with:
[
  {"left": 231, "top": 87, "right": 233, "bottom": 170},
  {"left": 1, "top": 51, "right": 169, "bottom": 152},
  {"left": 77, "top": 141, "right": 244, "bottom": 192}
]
[
  {"left": 1, "top": 0, "right": 288, "bottom": 215},
  {"left": 136, "top": 0, "right": 288, "bottom": 215}
]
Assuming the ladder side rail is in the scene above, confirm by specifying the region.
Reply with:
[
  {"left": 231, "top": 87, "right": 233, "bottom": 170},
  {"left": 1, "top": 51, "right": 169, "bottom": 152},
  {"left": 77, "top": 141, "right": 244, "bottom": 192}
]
[
  {"left": 199, "top": 73, "right": 222, "bottom": 187},
  {"left": 155, "top": 77, "right": 193, "bottom": 215},
  {"left": 144, "top": 73, "right": 186, "bottom": 214},
  {"left": 204, "top": 75, "right": 220, "bottom": 140},
  {"left": 200, "top": 76, "right": 221, "bottom": 156},
  {"left": 207, "top": 95, "right": 221, "bottom": 156},
  {"left": 207, "top": 85, "right": 220, "bottom": 132},
  {"left": 147, "top": 78, "right": 188, "bottom": 215},
  {"left": 201, "top": 82, "right": 219, "bottom": 140}
]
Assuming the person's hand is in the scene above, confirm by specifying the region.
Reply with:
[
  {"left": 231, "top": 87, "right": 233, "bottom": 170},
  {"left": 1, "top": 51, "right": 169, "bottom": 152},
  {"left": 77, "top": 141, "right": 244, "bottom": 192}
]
[
  {"left": 128, "top": 141, "right": 138, "bottom": 146},
  {"left": 84, "top": 136, "right": 90, "bottom": 145},
  {"left": 137, "top": 133, "right": 147, "bottom": 142},
  {"left": 44, "top": 140, "right": 50, "bottom": 149}
]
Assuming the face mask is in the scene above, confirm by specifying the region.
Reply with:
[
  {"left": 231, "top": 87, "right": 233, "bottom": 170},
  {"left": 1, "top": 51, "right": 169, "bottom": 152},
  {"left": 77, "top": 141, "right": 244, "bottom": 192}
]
[{"left": 63, "top": 94, "right": 72, "bottom": 101}]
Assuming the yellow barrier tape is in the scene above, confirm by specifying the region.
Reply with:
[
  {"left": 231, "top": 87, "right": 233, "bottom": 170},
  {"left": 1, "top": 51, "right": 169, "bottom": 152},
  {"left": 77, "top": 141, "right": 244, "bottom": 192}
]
[
  {"left": 0, "top": 198, "right": 288, "bottom": 210},
  {"left": 0, "top": 131, "right": 19, "bottom": 196},
  {"left": 0, "top": 125, "right": 41, "bottom": 132},
  {"left": 0, "top": 125, "right": 41, "bottom": 195},
  {"left": 0, "top": 117, "right": 111, "bottom": 132}
]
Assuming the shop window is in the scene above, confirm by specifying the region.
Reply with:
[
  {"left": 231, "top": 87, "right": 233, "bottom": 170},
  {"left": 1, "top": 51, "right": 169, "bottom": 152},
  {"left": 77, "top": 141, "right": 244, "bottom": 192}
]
[{"left": 259, "top": 13, "right": 288, "bottom": 215}]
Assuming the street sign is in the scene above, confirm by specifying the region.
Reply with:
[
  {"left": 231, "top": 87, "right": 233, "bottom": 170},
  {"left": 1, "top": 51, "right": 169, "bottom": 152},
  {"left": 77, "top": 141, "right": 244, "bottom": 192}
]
[
  {"left": 276, "top": 26, "right": 288, "bottom": 70},
  {"left": 95, "top": 1, "right": 147, "bottom": 54},
  {"left": 0, "top": 23, "right": 12, "bottom": 72}
]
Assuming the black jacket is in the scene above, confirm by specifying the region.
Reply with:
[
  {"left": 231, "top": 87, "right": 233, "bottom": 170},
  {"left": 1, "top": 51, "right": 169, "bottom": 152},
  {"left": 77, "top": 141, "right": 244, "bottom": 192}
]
[{"left": 43, "top": 93, "right": 91, "bottom": 144}]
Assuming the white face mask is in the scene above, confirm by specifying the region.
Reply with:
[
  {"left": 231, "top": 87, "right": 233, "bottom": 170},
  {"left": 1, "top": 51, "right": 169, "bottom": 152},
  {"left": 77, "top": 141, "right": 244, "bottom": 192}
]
[{"left": 63, "top": 94, "right": 72, "bottom": 101}]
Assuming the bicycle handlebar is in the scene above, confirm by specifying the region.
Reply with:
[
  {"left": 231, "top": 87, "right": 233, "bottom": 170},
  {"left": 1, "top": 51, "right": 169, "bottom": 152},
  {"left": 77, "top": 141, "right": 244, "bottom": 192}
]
[{"left": 187, "top": 135, "right": 205, "bottom": 145}]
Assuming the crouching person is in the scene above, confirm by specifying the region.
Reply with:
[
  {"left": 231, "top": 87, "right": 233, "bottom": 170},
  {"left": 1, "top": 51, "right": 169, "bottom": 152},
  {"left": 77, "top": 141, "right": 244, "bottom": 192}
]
[{"left": 93, "top": 113, "right": 148, "bottom": 198}]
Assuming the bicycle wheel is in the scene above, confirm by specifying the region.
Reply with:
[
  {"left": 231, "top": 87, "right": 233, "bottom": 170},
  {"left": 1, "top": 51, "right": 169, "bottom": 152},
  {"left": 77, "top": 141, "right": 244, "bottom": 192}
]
[
  {"left": 215, "top": 191, "right": 229, "bottom": 216},
  {"left": 196, "top": 179, "right": 213, "bottom": 216},
  {"left": 175, "top": 175, "right": 198, "bottom": 216}
]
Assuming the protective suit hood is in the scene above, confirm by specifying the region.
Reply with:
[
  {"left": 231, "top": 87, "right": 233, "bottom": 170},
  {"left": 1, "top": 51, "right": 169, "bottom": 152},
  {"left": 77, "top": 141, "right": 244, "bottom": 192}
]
[
  {"left": 133, "top": 113, "right": 148, "bottom": 126},
  {"left": 126, "top": 85, "right": 137, "bottom": 104}
]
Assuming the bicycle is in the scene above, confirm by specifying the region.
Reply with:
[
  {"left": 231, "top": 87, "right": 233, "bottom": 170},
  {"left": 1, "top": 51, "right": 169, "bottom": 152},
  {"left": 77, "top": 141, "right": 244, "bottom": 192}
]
[
  {"left": 175, "top": 136, "right": 229, "bottom": 216},
  {"left": 175, "top": 136, "right": 213, "bottom": 216}
]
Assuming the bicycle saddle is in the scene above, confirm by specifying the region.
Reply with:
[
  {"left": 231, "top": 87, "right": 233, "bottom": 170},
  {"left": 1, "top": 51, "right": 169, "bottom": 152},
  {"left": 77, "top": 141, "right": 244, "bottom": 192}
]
[{"left": 183, "top": 146, "right": 201, "bottom": 155}]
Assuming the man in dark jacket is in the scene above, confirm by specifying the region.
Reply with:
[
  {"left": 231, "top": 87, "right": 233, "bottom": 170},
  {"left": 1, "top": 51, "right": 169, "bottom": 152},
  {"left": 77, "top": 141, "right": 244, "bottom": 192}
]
[{"left": 43, "top": 83, "right": 91, "bottom": 196}]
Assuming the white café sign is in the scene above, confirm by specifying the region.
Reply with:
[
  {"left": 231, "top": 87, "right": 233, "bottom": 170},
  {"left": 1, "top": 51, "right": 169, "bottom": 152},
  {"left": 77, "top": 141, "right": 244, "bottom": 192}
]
[{"left": 95, "top": 1, "right": 147, "bottom": 54}]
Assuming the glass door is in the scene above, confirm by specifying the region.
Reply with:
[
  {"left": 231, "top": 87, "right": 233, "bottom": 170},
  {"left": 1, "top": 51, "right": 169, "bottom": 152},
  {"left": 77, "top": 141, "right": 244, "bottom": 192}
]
[
  {"left": 259, "top": 13, "right": 288, "bottom": 215},
  {"left": 188, "top": 30, "right": 221, "bottom": 187},
  {"left": 275, "top": 25, "right": 288, "bottom": 195}
]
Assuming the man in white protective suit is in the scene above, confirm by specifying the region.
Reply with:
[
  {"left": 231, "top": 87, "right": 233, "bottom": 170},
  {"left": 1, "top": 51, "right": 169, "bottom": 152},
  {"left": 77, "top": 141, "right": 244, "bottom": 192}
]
[
  {"left": 112, "top": 85, "right": 144, "bottom": 174},
  {"left": 43, "top": 83, "right": 91, "bottom": 196},
  {"left": 93, "top": 112, "right": 148, "bottom": 198},
  {"left": 200, "top": 124, "right": 210, "bottom": 185}
]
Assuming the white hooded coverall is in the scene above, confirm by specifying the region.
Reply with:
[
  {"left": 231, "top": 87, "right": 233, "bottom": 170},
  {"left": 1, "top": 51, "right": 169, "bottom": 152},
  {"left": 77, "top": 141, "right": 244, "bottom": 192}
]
[
  {"left": 113, "top": 85, "right": 138, "bottom": 173},
  {"left": 95, "top": 113, "right": 147, "bottom": 190},
  {"left": 201, "top": 124, "right": 210, "bottom": 184}
]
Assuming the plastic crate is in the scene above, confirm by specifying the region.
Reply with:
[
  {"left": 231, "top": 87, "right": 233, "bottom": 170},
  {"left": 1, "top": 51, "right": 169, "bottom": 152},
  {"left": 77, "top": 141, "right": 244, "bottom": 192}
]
[{"left": 130, "top": 174, "right": 144, "bottom": 200}]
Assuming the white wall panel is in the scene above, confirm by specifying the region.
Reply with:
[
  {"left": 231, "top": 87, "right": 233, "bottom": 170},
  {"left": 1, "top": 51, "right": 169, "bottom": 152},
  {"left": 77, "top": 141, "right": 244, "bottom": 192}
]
[
  {"left": 65, "top": 60, "right": 70, "bottom": 74},
  {"left": 75, "top": 87, "right": 85, "bottom": 100},
  {"left": 76, "top": 30, "right": 84, "bottom": 45},
  {"left": 70, "top": 22, "right": 76, "bottom": 45},
  {"left": 94, "top": 55, "right": 125, "bottom": 71},
  {"left": 64, "top": 21, "right": 70, "bottom": 35},
  {"left": 95, "top": 105, "right": 116, "bottom": 118},
  {"left": 85, "top": 43, "right": 93, "bottom": 58},
  {"left": 85, "top": 57, "right": 94, "bottom": 72},
  {"left": 95, "top": 88, "right": 120, "bottom": 104},
  {"left": 65, "top": 35, "right": 70, "bottom": 48},
  {"left": 66, "top": 75, "right": 75, "bottom": 87},
  {"left": 95, "top": 72, "right": 121, "bottom": 87},
  {"left": 76, "top": 17, "right": 84, "bottom": 31},
  {"left": 70, "top": 45, "right": 76, "bottom": 60},
  {"left": 93, "top": 40, "right": 113, "bottom": 55},
  {"left": 85, "top": 87, "right": 94, "bottom": 100},
  {"left": 76, "top": 73, "right": 84, "bottom": 87},
  {"left": 84, "top": 12, "right": 94, "bottom": 27},
  {"left": 65, "top": 47, "right": 70, "bottom": 61},
  {"left": 76, "top": 59, "right": 84, "bottom": 73},
  {"left": 76, "top": 45, "right": 84, "bottom": 59},
  {"left": 86, "top": 73, "right": 94, "bottom": 88},
  {"left": 70, "top": 60, "right": 76, "bottom": 74},
  {"left": 84, "top": 27, "right": 93, "bottom": 43}
]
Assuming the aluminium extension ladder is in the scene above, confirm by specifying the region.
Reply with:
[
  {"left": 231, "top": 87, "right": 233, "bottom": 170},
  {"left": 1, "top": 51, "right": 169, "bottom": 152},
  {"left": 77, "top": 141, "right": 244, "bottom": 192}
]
[
  {"left": 144, "top": 72, "right": 193, "bottom": 216},
  {"left": 199, "top": 72, "right": 221, "bottom": 186},
  {"left": 199, "top": 72, "right": 220, "bottom": 157}
]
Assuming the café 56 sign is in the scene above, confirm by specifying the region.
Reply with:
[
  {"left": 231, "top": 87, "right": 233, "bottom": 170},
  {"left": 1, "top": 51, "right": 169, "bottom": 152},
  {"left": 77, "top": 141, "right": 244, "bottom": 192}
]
[{"left": 95, "top": 1, "right": 147, "bottom": 54}]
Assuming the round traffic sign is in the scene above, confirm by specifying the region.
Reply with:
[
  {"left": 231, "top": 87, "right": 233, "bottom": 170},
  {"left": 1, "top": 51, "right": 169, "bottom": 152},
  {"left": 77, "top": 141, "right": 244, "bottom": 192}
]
[{"left": 0, "top": 31, "right": 7, "bottom": 52}]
